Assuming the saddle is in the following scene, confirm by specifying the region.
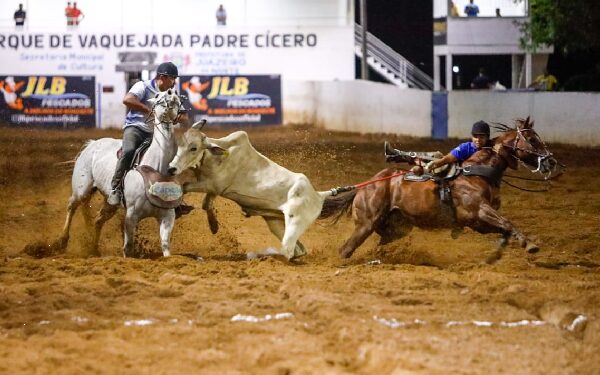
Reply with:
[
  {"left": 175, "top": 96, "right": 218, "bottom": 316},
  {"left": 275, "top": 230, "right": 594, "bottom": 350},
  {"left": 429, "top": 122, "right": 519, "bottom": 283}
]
[
  {"left": 117, "top": 139, "right": 152, "bottom": 171},
  {"left": 136, "top": 165, "right": 183, "bottom": 209}
]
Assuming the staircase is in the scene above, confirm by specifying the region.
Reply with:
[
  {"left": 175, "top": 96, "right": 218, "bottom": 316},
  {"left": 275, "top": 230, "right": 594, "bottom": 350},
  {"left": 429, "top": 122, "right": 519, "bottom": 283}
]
[{"left": 355, "top": 23, "right": 433, "bottom": 90}]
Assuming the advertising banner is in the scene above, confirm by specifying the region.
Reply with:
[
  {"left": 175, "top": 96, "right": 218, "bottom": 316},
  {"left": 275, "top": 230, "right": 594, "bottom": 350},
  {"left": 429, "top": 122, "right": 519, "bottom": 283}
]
[
  {"left": 0, "top": 75, "right": 96, "bottom": 127},
  {"left": 180, "top": 75, "right": 281, "bottom": 126}
]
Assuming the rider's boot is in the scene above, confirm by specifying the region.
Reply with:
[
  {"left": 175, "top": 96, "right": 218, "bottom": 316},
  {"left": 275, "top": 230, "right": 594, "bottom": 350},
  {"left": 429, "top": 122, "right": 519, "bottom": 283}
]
[
  {"left": 107, "top": 187, "right": 122, "bottom": 206},
  {"left": 384, "top": 141, "right": 402, "bottom": 162}
]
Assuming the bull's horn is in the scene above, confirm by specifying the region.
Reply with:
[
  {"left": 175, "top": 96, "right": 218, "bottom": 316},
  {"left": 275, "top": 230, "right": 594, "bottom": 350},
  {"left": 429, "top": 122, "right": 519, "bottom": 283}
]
[{"left": 191, "top": 119, "right": 207, "bottom": 129}]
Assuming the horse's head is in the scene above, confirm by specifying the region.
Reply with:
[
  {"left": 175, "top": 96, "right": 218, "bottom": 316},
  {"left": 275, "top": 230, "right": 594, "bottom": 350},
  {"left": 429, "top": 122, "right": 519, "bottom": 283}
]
[
  {"left": 168, "top": 120, "right": 226, "bottom": 175},
  {"left": 498, "top": 117, "right": 559, "bottom": 178},
  {"left": 147, "top": 89, "right": 182, "bottom": 127}
]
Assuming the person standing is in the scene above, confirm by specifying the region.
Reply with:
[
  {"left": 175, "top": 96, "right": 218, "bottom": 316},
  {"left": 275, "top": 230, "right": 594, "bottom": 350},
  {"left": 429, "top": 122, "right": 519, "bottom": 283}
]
[
  {"left": 70, "top": 2, "right": 84, "bottom": 26},
  {"left": 470, "top": 67, "right": 492, "bottom": 89},
  {"left": 216, "top": 4, "right": 227, "bottom": 26},
  {"left": 464, "top": 0, "right": 479, "bottom": 17},
  {"left": 14, "top": 3, "right": 26, "bottom": 27},
  {"left": 529, "top": 69, "right": 559, "bottom": 91},
  {"left": 107, "top": 62, "right": 188, "bottom": 205},
  {"left": 65, "top": 2, "right": 74, "bottom": 26}
]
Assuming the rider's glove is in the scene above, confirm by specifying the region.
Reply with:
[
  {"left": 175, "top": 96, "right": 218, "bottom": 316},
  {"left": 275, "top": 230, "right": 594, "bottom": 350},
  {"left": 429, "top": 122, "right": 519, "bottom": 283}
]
[{"left": 425, "top": 160, "right": 436, "bottom": 172}]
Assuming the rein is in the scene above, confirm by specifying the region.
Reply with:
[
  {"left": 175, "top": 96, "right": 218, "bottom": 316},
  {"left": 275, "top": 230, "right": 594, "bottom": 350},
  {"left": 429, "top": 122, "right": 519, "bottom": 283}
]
[{"left": 501, "top": 178, "right": 552, "bottom": 193}]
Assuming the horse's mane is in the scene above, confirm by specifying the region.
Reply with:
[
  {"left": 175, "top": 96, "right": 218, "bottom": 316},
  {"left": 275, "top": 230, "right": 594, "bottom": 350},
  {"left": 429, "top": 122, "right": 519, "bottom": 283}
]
[{"left": 490, "top": 117, "right": 532, "bottom": 134}]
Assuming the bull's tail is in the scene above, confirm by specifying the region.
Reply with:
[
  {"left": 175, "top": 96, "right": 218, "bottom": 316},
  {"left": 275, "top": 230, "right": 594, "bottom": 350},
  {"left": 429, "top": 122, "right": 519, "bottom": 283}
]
[{"left": 318, "top": 189, "right": 357, "bottom": 223}]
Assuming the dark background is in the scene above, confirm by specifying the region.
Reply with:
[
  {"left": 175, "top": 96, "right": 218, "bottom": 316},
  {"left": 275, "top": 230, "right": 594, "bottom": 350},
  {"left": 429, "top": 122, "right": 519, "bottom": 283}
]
[{"left": 355, "top": 0, "right": 600, "bottom": 90}]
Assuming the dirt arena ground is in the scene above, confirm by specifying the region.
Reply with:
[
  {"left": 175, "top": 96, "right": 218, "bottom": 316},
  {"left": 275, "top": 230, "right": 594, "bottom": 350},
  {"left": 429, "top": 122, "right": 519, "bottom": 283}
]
[{"left": 1, "top": 124, "right": 599, "bottom": 374}]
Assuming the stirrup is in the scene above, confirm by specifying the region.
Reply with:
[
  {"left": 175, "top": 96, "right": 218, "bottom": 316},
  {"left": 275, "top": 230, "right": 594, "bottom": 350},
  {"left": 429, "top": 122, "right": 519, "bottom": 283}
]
[{"left": 107, "top": 188, "right": 122, "bottom": 206}]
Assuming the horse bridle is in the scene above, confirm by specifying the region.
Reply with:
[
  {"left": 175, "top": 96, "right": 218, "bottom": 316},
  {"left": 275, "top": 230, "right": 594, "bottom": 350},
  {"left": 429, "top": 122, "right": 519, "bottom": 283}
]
[
  {"left": 144, "top": 91, "right": 185, "bottom": 128},
  {"left": 506, "top": 127, "right": 555, "bottom": 176}
]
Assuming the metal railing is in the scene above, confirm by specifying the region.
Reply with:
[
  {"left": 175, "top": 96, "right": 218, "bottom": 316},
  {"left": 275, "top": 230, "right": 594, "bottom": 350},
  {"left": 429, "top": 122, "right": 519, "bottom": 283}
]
[{"left": 355, "top": 23, "right": 433, "bottom": 90}]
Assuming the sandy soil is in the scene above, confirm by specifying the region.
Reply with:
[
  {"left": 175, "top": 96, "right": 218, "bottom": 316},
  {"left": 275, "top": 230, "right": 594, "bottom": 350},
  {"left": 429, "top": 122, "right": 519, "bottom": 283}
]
[{"left": 0, "top": 125, "right": 599, "bottom": 375}]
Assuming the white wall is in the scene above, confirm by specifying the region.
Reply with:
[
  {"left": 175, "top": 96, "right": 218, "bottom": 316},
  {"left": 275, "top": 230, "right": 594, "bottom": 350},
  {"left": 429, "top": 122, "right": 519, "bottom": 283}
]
[
  {"left": 0, "top": 26, "right": 354, "bottom": 127},
  {"left": 448, "top": 91, "right": 600, "bottom": 145},
  {"left": 283, "top": 81, "right": 600, "bottom": 146},
  {"left": 284, "top": 80, "right": 432, "bottom": 137},
  {"left": 0, "top": 0, "right": 351, "bottom": 30}
]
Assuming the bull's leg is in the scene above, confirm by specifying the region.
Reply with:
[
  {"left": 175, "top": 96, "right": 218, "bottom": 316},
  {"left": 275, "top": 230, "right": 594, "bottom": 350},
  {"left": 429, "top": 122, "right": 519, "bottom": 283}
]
[
  {"left": 264, "top": 216, "right": 307, "bottom": 259},
  {"left": 158, "top": 210, "right": 176, "bottom": 257},
  {"left": 123, "top": 206, "right": 138, "bottom": 258},
  {"left": 202, "top": 193, "right": 219, "bottom": 234},
  {"left": 472, "top": 203, "right": 539, "bottom": 263},
  {"left": 90, "top": 202, "right": 118, "bottom": 257}
]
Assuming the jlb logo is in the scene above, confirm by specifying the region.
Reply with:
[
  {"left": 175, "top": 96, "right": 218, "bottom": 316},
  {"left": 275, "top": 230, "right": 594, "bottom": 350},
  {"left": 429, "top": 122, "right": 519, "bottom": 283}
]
[
  {"left": 207, "top": 77, "right": 249, "bottom": 98},
  {"left": 21, "top": 77, "right": 67, "bottom": 97}
]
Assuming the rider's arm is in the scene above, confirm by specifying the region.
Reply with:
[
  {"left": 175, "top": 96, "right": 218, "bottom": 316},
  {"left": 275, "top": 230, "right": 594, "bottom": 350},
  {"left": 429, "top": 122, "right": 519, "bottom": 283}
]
[
  {"left": 123, "top": 93, "right": 151, "bottom": 114},
  {"left": 426, "top": 153, "right": 458, "bottom": 171}
]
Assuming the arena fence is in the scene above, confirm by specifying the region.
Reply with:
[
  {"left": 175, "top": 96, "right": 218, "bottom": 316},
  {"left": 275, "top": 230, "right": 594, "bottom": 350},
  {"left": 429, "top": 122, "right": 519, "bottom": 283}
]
[{"left": 283, "top": 80, "right": 600, "bottom": 146}]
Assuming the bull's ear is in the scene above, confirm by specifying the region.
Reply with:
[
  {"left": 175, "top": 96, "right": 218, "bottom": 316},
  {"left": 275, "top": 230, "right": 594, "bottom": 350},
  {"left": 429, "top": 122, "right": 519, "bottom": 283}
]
[
  {"left": 208, "top": 144, "right": 227, "bottom": 156},
  {"left": 191, "top": 119, "right": 207, "bottom": 130}
]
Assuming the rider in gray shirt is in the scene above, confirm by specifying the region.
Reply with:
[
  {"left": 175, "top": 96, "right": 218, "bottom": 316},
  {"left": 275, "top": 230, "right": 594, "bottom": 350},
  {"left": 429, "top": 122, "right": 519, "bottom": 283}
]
[{"left": 108, "top": 62, "right": 188, "bottom": 205}]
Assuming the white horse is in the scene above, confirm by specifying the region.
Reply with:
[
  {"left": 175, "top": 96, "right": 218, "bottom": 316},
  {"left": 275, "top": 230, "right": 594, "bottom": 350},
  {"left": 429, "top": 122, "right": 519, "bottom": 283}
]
[{"left": 55, "top": 89, "right": 184, "bottom": 257}]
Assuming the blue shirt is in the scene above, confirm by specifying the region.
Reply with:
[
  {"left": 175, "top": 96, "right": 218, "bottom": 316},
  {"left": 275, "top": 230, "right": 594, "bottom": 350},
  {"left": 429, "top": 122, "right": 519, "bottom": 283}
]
[{"left": 450, "top": 141, "right": 479, "bottom": 162}]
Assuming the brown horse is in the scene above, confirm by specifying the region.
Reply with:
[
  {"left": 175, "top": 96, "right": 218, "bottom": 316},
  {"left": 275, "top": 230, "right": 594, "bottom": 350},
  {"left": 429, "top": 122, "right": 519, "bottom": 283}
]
[{"left": 321, "top": 118, "right": 559, "bottom": 262}]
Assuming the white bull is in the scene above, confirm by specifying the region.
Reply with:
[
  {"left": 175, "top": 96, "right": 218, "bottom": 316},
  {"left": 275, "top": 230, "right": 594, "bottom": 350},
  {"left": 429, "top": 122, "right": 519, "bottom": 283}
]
[{"left": 168, "top": 126, "right": 338, "bottom": 261}]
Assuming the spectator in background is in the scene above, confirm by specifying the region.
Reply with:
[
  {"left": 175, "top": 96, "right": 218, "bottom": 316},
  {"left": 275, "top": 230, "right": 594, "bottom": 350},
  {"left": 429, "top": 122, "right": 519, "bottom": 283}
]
[
  {"left": 464, "top": 0, "right": 479, "bottom": 17},
  {"left": 450, "top": 1, "right": 459, "bottom": 17},
  {"left": 216, "top": 4, "right": 227, "bottom": 26},
  {"left": 14, "top": 3, "right": 26, "bottom": 27},
  {"left": 529, "top": 69, "right": 558, "bottom": 91},
  {"left": 495, "top": 8, "right": 502, "bottom": 17},
  {"left": 471, "top": 67, "right": 492, "bottom": 89},
  {"left": 65, "top": 2, "right": 73, "bottom": 25},
  {"left": 71, "top": 2, "right": 84, "bottom": 25}
]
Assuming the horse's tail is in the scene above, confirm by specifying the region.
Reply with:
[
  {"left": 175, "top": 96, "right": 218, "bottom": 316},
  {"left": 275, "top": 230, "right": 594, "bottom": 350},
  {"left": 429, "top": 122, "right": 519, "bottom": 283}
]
[
  {"left": 54, "top": 139, "right": 96, "bottom": 172},
  {"left": 318, "top": 189, "right": 357, "bottom": 223}
]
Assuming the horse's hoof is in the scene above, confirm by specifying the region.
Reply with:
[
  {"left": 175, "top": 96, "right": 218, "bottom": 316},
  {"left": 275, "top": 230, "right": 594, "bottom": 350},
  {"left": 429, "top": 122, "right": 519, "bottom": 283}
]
[
  {"left": 339, "top": 249, "right": 353, "bottom": 259},
  {"left": 526, "top": 243, "right": 540, "bottom": 254},
  {"left": 290, "top": 252, "right": 306, "bottom": 261},
  {"left": 496, "top": 237, "right": 508, "bottom": 250}
]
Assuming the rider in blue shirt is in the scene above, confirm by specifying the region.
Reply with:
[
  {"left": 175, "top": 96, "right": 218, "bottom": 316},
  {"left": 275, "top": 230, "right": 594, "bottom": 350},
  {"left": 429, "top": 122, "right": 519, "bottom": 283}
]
[{"left": 425, "top": 121, "right": 491, "bottom": 172}]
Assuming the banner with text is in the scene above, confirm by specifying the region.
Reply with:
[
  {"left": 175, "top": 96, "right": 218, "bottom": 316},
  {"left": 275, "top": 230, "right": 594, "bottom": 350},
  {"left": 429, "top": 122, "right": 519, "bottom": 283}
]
[
  {"left": 180, "top": 75, "right": 281, "bottom": 126},
  {"left": 0, "top": 75, "right": 96, "bottom": 127}
]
